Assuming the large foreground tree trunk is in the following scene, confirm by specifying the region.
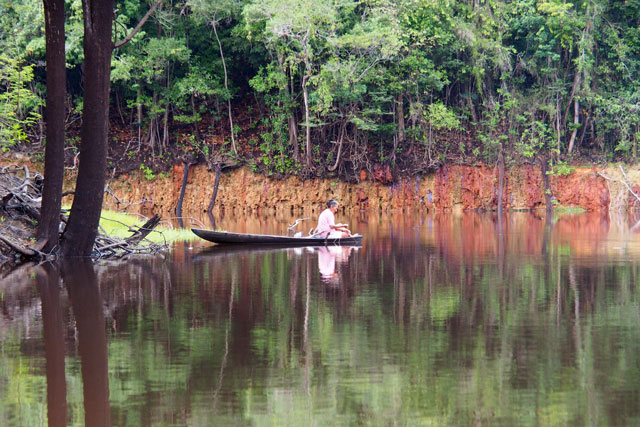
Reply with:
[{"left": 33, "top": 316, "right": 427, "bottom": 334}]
[
  {"left": 38, "top": 0, "right": 66, "bottom": 252},
  {"left": 62, "top": 0, "right": 114, "bottom": 257}
]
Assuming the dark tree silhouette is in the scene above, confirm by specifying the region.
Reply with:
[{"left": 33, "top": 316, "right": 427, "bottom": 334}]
[
  {"left": 62, "top": 0, "right": 114, "bottom": 256},
  {"left": 38, "top": 0, "right": 66, "bottom": 252}
]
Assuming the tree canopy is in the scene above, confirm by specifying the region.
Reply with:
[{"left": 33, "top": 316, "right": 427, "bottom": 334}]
[{"left": 2, "top": 0, "right": 640, "bottom": 180}]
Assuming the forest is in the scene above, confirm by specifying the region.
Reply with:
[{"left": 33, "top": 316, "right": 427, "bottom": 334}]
[{"left": 1, "top": 0, "right": 640, "bottom": 181}]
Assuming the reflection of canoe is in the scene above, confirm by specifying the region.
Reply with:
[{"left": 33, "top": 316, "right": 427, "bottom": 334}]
[{"left": 191, "top": 229, "right": 363, "bottom": 246}]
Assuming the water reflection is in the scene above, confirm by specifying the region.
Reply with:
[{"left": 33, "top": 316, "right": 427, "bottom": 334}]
[
  {"left": 37, "top": 261, "right": 111, "bottom": 426},
  {"left": 62, "top": 260, "right": 111, "bottom": 427},
  {"left": 317, "top": 246, "right": 356, "bottom": 285},
  {"left": 3, "top": 212, "right": 640, "bottom": 425},
  {"left": 35, "top": 264, "right": 66, "bottom": 427}
]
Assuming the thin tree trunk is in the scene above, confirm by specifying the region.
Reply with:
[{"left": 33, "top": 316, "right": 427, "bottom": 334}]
[
  {"left": 397, "top": 94, "right": 405, "bottom": 143},
  {"left": 541, "top": 155, "right": 553, "bottom": 213},
  {"left": 328, "top": 121, "right": 346, "bottom": 172},
  {"left": 212, "top": 22, "right": 237, "bottom": 155},
  {"left": 556, "top": 93, "right": 561, "bottom": 153},
  {"left": 563, "top": 71, "right": 581, "bottom": 131},
  {"left": 62, "top": 0, "right": 114, "bottom": 257},
  {"left": 302, "top": 73, "right": 311, "bottom": 167},
  {"left": 176, "top": 161, "right": 190, "bottom": 228},
  {"left": 288, "top": 66, "right": 299, "bottom": 160},
  {"left": 136, "top": 86, "right": 142, "bottom": 147},
  {"left": 38, "top": 0, "right": 66, "bottom": 252},
  {"left": 301, "top": 31, "right": 312, "bottom": 167},
  {"left": 146, "top": 91, "right": 158, "bottom": 153},
  {"left": 191, "top": 94, "right": 201, "bottom": 140},
  {"left": 567, "top": 99, "right": 579, "bottom": 153},
  {"left": 115, "top": 90, "right": 125, "bottom": 125},
  {"left": 497, "top": 149, "right": 505, "bottom": 215},
  {"left": 162, "top": 106, "right": 169, "bottom": 154},
  {"left": 207, "top": 163, "right": 222, "bottom": 214}
]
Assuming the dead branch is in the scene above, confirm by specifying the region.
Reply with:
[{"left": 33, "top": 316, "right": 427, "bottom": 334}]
[
  {"left": 126, "top": 214, "right": 161, "bottom": 245},
  {"left": 0, "top": 235, "right": 40, "bottom": 258},
  {"left": 597, "top": 167, "right": 640, "bottom": 205},
  {"left": 114, "top": 0, "right": 163, "bottom": 48}
]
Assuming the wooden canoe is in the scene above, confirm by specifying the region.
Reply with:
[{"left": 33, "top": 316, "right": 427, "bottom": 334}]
[{"left": 191, "top": 228, "right": 363, "bottom": 246}]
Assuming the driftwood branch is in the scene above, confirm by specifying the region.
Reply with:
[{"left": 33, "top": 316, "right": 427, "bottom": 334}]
[
  {"left": 597, "top": 165, "right": 640, "bottom": 205},
  {"left": 288, "top": 217, "right": 310, "bottom": 230},
  {"left": 126, "top": 214, "right": 161, "bottom": 245},
  {"left": 0, "top": 235, "right": 40, "bottom": 258}
]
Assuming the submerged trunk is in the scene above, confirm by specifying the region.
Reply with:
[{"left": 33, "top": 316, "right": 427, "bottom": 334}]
[
  {"left": 176, "top": 161, "right": 190, "bottom": 228},
  {"left": 207, "top": 163, "right": 222, "bottom": 214}
]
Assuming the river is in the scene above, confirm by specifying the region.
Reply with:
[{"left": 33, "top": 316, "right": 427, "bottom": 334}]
[{"left": 2, "top": 211, "right": 640, "bottom": 425}]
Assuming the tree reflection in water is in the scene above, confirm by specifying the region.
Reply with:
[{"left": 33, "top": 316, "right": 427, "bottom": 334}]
[
  {"left": 62, "top": 260, "right": 111, "bottom": 427},
  {"left": 35, "top": 264, "right": 66, "bottom": 427},
  {"left": 4, "top": 212, "right": 640, "bottom": 425},
  {"left": 34, "top": 261, "right": 111, "bottom": 427}
]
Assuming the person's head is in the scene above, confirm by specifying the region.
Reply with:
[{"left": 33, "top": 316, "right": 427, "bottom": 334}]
[{"left": 327, "top": 199, "right": 339, "bottom": 212}]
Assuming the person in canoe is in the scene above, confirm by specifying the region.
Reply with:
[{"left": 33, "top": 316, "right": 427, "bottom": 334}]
[{"left": 314, "top": 199, "right": 352, "bottom": 238}]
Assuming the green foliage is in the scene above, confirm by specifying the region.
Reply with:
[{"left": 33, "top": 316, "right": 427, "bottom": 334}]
[
  {"left": 0, "top": 55, "right": 41, "bottom": 150},
  {"left": 4, "top": 0, "right": 640, "bottom": 170},
  {"left": 547, "top": 159, "right": 574, "bottom": 176},
  {"left": 425, "top": 102, "right": 460, "bottom": 131},
  {"left": 139, "top": 164, "right": 155, "bottom": 180}
]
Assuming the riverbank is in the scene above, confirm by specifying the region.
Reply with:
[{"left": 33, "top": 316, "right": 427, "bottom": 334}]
[
  {"left": 4, "top": 153, "right": 640, "bottom": 219},
  {"left": 3, "top": 154, "right": 640, "bottom": 262},
  {"left": 102, "top": 162, "right": 627, "bottom": 218}
]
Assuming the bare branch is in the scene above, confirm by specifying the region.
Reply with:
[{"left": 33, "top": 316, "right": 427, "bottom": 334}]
[{"left": 114, "top": 0, "right": 163, "bottom": 48}]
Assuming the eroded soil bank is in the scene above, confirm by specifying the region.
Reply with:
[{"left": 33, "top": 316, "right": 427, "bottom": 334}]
[{"left": 101, "top": 163, "right": 632, "bottom": 218}]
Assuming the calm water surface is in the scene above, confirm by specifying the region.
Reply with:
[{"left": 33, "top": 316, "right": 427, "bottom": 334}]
[{"left": 2, "top": 212, "right": 640, "bottom": 426}]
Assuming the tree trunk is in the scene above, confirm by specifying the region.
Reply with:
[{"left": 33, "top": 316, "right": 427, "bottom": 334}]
[
  {"left": 302, "top": 73, "right": 311, "bottom": 167},
  {"left": 213, "top": 22, "right": 237, "bottom": 155},
  {"left": 38, "top": 0, "right": 66, "bottom": 252},
  {"left": 136, "top": 86, "right": 142, "bottom": 146},
  {"left": 162, "top": 106, "right": 169, "bottom": 154},
  {"left": 176, "top": 161, "right": 190, "bottom": 228},
  {"left": 567, "top": 99, "right": 579, "bottom": 154},
  {"left": 288, "top": 115, "right": 299, "bottom": 160},
  {"left": 207, "top": 163, "right": 222, "bottom": 214},
  {"left": 62, "top": 0, "right": 114, "bottom": 257},
  {"left": 285, "top": 68, "right": 300, "bottom": 162},
  {"left": 541, "top": 155, "right": 553, "bottom": 213},
  {"left": 556, "top": 94, "right": 561, "bottom": 153},
  {"left": 397, "top": 94, "right": 405, "bottom": 143},
  {"left": 328, "top": 121, "right": 346, "bottom": 172},
  {"left": 146, "top": 91, "right": 158, "bottom": 153},
  {"left": 190, "top": 94, "right": 201, "bottom": 140},
  {"left": 497, "top": 149, "right": 505, "bottom": 215}
]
